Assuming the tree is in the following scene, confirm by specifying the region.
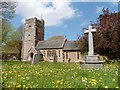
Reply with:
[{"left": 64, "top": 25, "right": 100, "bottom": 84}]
[
  {"left": 1, "top": 1, "right": 16, "bottom": 44},
  {"left": 76, "top": 34, "right": 88, "bottom": 54},
  {"left": 1, "top": 1, "right": 18, "bottom": 60},
  {"left": 2, "top": 19, "right": 14, "bottom": 45},
  {"left": 0, "top": 1, "right": 16, "bottom": 20},
  {"left": 94, "top": 11, "right": 120, "bottom": 59},
  {"left": 6, "top": 25, "right": 23, "bottom": 46},
  {"left": 77, "top": 9, "right": 120, "bottom": 59},
  {"left": 6, "top": 25, "right": 23, "bottom": 60}
]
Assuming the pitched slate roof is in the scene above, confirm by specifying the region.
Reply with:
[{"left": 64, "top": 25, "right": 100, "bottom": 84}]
[
  {"left": 63, "top": 41, "right": 80, "bottom": 51},
  {"left": 36, "top": 36, "right": 66, "bottom": 49}
]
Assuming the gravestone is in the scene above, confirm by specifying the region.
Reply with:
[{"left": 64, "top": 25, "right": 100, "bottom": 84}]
[
  {"left": 32, "top": 54, "right": 40, "bottom": 64},
  {"left": 80, "top": 25, "right": 104, "bottom": 68},
  {"left": 53, "top": 54, "right": 57, "bottom": 63}
]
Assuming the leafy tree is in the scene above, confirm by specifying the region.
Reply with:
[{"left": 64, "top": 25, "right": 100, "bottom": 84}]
[
  {"left": 77, "top": 9, "right": 120, "bottom": 59},
  {"left": 0, "top": 1, "right": 16, "bottom": 20},
  {"left": 6, "top": 25, "right": 23, "bottom": 47},
  {"left": 1, "top": 1, "right": 16, "bottom": 45},
  {"left": 6, "top": 25, "right": 23, "bottom": 60},
  {"left": 0, "top": 19, "right": 1, "bottom": 59},
  {"left": 76, "top": 34, "right": 88, "bottom": 54},
  {"left": 94, "top": 12, "right": 120, "bottom": 59},
  {"left": 0, "top": 1, "right": 16, "bottom": 44},
  {"left": 2, "top": 19, "right": 14, "bottom": 45},
  {"left": 0, "top": 1, "right": 18, "bottom": 60}
]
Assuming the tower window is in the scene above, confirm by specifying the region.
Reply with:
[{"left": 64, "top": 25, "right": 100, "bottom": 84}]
[{"left": 29, "top": 25, "right": 31, "bottom": 27}]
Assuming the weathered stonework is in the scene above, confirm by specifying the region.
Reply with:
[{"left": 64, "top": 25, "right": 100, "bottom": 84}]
[
  {"left": 39, "top": 49, "right": 82, "bottom": 62},
  {"left": 22, "top": 18, "right": 44, "bottom": 61},
  {"left": 22, "top": 18, "right": 82, "bottom": 62}
]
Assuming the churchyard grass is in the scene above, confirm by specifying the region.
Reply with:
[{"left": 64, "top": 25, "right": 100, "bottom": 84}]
[{"left": 2, "top": 61, "right": 119, "bottom": 88}]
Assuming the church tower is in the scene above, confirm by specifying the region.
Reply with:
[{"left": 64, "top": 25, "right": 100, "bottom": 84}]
[{"left": 22, "top": 17, "right": 44, "bottom": 60}]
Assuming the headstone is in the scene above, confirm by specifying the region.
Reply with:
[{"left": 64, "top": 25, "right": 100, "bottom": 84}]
[
  {"left": 80, "top": 25, "right": 104, "bottom": 68},
  {"left": 53, "top": 54, "right": 57, "bottom": 63},
  {"left": 32, "top": 54, "right": 40, "bottom": 64},
  {"left": 68, "top": 58, "right": 71, "bottom": 63}
]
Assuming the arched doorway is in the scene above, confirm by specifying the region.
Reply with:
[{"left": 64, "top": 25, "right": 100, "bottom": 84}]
[{"left": 30, "top": 53, "right": 34, "bottom": 59}]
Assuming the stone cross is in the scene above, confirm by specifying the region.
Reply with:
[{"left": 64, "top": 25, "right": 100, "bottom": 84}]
[{"left": 84, "top": 25, "right": 96, "bottom": 56}]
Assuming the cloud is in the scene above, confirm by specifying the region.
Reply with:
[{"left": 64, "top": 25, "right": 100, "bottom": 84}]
[
  {"left": 16, "top": 0, "right": 81, "bottom": 26},
  {"left": 79, "top": 0, "right": 119, "bottom": 2},
  {"left": 96, "top": 6, "right": 104, "bottom": 13}
]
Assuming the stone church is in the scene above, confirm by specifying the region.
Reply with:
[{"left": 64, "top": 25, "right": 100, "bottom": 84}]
[{"left": 22, "top": 17, "right": 82, "bottom": 62}]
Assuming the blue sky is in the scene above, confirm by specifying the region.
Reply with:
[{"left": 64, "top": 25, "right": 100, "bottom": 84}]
[{"left": 10, "top": 1, "right": 118, "bottom": 40}]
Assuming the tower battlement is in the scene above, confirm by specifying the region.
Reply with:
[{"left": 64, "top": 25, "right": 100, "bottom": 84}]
[
  {"left": 26, "top": 17, "right": 37, "bottom": 21},
  {"left": 25, "top": 17, "right": 44, "bottom": 25}
]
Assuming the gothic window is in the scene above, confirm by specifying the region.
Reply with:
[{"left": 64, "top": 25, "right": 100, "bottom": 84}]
[
  {"left": 77, "top": 52, "right": 79, "bottom": 59},
  {"left": 47, "top": 51, "right": 51, "bottom": 57},
  {"left": 58, "top": 50, "right": 60, "bottom": 57},
  {"left": 52, "top": 50, "right": 56, "bottom": 56},
  {"left": 47, "top": 50, "right": 56, "bottom": 57},
  {"left": 63, "top": 53, "right": 65, "bottom": 59}
]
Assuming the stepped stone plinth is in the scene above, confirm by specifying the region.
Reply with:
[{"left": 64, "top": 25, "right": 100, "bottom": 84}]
[{"left": 80, "top": 55, "right": 104, "bottom": 68}]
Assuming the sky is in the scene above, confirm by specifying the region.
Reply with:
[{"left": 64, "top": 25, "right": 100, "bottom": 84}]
[{"left": 10, "top": 0, "right": 118, "bottom": 40}]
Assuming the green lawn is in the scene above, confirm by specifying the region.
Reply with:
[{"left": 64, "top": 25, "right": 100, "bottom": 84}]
[{"left": 1, "top": 61, "right": 119, "bottom": 89}]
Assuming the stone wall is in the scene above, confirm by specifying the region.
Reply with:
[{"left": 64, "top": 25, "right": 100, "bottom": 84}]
[
  {"left": 40, "top": 49, "right": 82, "bottom": 63},
  {"left": 22, "top": 18, "right": 44, "bottom": 61},
  {"left": 40, "top": 49, "right": 63, "bottom": 62},
  {"left": 63, "top": 51, "right": 82, "bottom": 62}
]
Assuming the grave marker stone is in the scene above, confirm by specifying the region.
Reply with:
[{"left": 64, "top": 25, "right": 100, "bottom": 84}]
[{"left": 32, "top": 54, "right": 40, "bottom": 64}]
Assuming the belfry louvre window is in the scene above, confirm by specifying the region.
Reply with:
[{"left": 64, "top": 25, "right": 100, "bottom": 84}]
[{"left": 47, "top": 50, "right": 56, "bottom": 57}]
